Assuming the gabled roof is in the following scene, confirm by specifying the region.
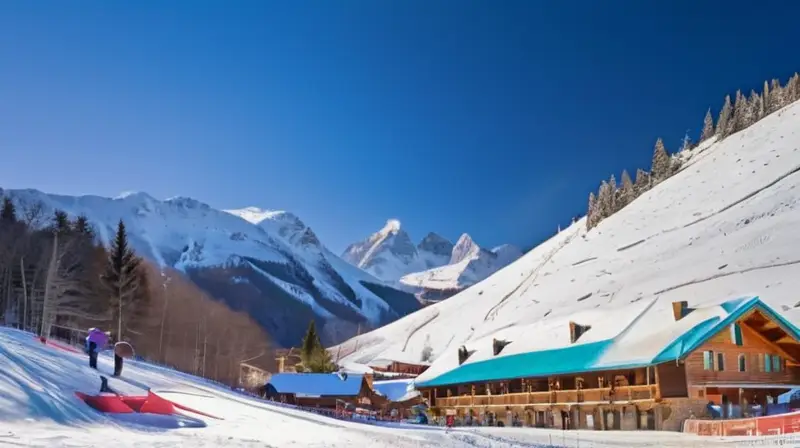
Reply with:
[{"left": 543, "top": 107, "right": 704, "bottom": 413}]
[
  {"left": 267, "top": 373, "right": 365, "bottom": 397},
  {"left": 415, "top": 296, "right": 799, "bottom": 388}
]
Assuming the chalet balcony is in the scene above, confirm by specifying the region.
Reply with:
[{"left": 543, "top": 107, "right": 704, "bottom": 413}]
[{"left": 435, "top": 385, "right": 658, "bottom": 409}]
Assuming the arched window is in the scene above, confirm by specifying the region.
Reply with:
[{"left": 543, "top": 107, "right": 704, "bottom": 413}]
[{"left": 738, "top": 354, "right": 746, "bottom": 372}]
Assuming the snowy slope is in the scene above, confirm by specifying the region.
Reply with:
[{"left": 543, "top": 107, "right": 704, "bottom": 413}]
[
  {"left": 0, "top": 327, "right": 776, "bottom": 447},
  {"left": 0, "top": 192, "right": 419, "bottom": 347},
  {"left": 342, "top": 221, "right": 523, "bottom": 294},
  {"left": 334, "top": 100, "right": 800, "bottom": 376}
]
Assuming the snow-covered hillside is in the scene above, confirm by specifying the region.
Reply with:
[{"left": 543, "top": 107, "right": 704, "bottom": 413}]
[
  {"left": 0, "top": 192, "right": 420, "bottom": 347},
  {"left": 0, "top": 327, "right": 774, "bottom": 447},
  {"left": 342, "top": 220, "right": 523, "bottom": 296},
  {"left": 334, "top": 100, "right": 800, "bottom": 375}
]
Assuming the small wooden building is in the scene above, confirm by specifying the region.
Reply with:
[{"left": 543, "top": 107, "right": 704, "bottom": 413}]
[
  {"left": 368, "top": 358, "right": 430, "bottom": 376},
  {"left": 415, "top": 296, "right": 800, "bottom": 431},
  {"left": 262, "top": 373, "right": 386, "bottom": 409}
]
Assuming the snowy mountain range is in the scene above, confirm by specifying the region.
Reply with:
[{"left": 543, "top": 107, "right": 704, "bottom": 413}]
[
  {"left": 341, "top": 219, "right": 523, "bottom": 299},
  {"left": 0, "top": 191, "right": 420, "bottom": 347},
  {"left": 334, "top": 97, "right": 800, "bottom": 374}
]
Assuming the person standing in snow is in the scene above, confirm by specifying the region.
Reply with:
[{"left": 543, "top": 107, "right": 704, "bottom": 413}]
[
  {"left": 85, "top": 328, "right": 109, "bottom": 369},
  {"left": 113, "top": 340, "right": 134, "bottom": 376}
]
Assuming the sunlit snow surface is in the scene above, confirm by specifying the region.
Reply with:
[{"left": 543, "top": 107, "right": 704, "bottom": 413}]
[{"left": 0, "top": 327, "right": 785, "bottom": 447}]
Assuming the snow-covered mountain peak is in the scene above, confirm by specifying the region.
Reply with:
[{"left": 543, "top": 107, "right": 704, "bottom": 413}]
[
  {"left": 115, "top": 191, "right": 155, "bottom": 201},
  {"left": 450, "top": 233, "right": 481, "bottom": 264},
  {"left": 381, "top": 218, "right": 402, "bottom": 234},
  {"left": 343, "top": 223, "right": 522, "bottom": 294},
  {"left": 225, "top": 206, "right": 273, "bottom": 224},
  {"left": 164, "top": 196, "right": 211, "bottom": 210}
]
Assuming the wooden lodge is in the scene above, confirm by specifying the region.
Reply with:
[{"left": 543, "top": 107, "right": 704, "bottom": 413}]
[{"left": 415, "top": 297, "right": 800, "bottom": 431}]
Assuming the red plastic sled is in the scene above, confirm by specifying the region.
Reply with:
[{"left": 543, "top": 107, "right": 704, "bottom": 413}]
[{"left": 75, "top": 390, "right": 223, "bottom": 420}]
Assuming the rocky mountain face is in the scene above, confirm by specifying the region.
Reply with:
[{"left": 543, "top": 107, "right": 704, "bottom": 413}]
[{"left": 0, "top": 189, "right": 420, "bottom": 348}]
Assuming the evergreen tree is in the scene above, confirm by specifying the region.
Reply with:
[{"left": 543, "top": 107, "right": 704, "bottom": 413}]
[
  {"left": 731, "top": 90, "right": 747, "bottom": 133},
  {"left": 650, "top": 138, "right": 671, "bottom": 182},
  {"left": 0, "top": 197, "right": 16, "bottom": 223},
  {"left": 586, "top": 192, "right": 598, "bottom": 230},
  {"left": 699, "top": 109, "right": 714, "bottom": 142},
  {"left": 596, "top": 181, "right": 612, "bottom": 221},
  {"left": 608, "top": 174, "right": 618, "bottom": 213},
  {"left": 716, "top": 95, "right": 732, "bottom": 138},
  {"left": 763, "top": 80, "right": 771, "bottom": 115},
  {"left": 101, "top": 220, "right": 142, "bottom": 339},
  {"left": 619, "top": 169, "right": 634, "bottom": 208},
  {"left": 744, "top": 90, "right": 760, "bottom": 128},
  {"left": 299, "top": 320, "right": 335, "bottom": 373},
  {"left": 769, "top": 79, "right": 784, "bottom": 112},
  {"left": 785, "top": 73, "right": 799, "bottom": 104},
  {"left": 679, "top": 131, "right": 692, "bottom": 152},
  {"left": 72, "top": 214, "right": 95, "bottom": 240},
  {"left": 51, "top": 210, "right": 71, "bottom": 234},
  {"left": 634, "top": 169, "right": 650, "bottom": 196}
]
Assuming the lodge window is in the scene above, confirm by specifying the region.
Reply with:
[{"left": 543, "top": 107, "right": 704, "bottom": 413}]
[
  {"left": 765, "top": 354, "right": 772, "bottom": 372},
  {"left": 716, "top": 353, "right": 725, "bottom": 371},
  {"left": 738, "top": 354, "right": 746, "bottom": 372},
  {"left": 772, "top": 355, "right": 783, "bottom": 372},
  {"left": 703, "top": 351, "right": 714, "bottom": 370}
]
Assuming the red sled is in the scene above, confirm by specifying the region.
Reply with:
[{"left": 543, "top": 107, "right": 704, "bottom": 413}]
[{"left": 75, "top": 390, "right": 223, "bottom": 420}]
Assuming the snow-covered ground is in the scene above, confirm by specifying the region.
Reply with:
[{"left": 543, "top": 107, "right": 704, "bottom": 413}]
[
  {"left": 1, "top": 327, "right": 793, "bottom": 447},
  {"left": 334, "top": 99, "right": 800, "bottom": 381}
]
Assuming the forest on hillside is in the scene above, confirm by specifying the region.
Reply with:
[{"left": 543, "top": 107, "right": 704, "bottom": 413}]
[
  {"left": 587, "top": 72, "right": 800, "bottom": 230},
  {"left": 0, "top": 199, "right": 273, "bottom": 386}
]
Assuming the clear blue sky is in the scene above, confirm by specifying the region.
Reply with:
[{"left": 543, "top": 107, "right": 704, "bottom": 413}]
[{"left": 1, "top": 1, "right": 798, "bottom": 254}]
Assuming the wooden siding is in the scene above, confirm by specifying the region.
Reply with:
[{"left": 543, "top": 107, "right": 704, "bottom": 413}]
[
  {"left": 685, "top": 321, "right": 800, "bottom": 386},
  {"left": 433, "top": 385, "right": 658, "bottom": 409},
  {"left": 656, "top": 362, "right": 688, "bottom": 398}
]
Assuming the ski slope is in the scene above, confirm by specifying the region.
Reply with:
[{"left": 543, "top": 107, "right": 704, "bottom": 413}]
[
  {"left": 334, "top": 100, "right": 800, "bottom": 379},
  {"left": 0, "top": 327, "right": 783, "bottom": 447}
]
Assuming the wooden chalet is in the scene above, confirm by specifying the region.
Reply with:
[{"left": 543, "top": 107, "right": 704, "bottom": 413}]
[
  {"left": 369, "top": 359, "right": 430, "bottom": 376},
  {"left": 414, "top": 296, "right": 800, "bottom": 431},
  {"left": 262, "top": 373, "right": 386, "bottom": 410}
]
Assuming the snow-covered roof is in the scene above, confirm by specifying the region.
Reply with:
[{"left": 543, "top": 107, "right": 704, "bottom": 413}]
[
  {"left": 373, "top": 379, "right": 414, "bottom": 401},
  {"left": 267, "top": 373, "right": 366, "bottom": 397},
  {"left": 415, "top": 296, "right": 800, "bottom": 388}
]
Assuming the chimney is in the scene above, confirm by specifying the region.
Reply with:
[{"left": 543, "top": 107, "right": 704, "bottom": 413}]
[
  {"left": 672, "top": 301, "right": 689, "bottom": 321},
  {"left": 569, "top": 322, "right": 592, "bottom": 343},
  {"left": 492, "top": 338, "right": 510, "bottom": 356},
  {"left": 458, "top": 346, "right": 470, "bottom": 365}
]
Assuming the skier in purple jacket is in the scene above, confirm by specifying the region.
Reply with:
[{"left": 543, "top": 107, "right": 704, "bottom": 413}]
[{"left": 85, "top": 328, "right": 109, "bottom": 369}]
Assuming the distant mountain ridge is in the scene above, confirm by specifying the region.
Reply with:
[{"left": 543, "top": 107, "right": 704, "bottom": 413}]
[
  {"left": 0, "top": 190, "right": 420, "bottom": 347},
  {"left": 341, "top": 219, "right": 523, "bottom": 300}
]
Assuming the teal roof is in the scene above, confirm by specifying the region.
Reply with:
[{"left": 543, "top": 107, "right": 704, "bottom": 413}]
[
  {"left": 417, "top": 340, "right": 617, "bottom": 388},
  {"left": 416, "top": 296, "right": 799, "bottom": 388}
]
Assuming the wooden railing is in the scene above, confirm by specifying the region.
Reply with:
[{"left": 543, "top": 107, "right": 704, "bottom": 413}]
[{"left": 434, "top": 384, "right": 658, "bottom": 408}]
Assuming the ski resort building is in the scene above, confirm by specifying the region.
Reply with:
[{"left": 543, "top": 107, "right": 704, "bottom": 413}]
[
  {"left": 262, "top": 373, "right": 384, "bottom": 409},
  {"left": 414, "top": 296, "right": 800, "bottom": 431},
  {"left": 368, "top": 357, "right": 430, "bottom": 376}
]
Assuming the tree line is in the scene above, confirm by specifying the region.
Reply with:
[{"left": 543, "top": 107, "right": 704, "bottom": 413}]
[
  {"left": 586, "top": 72, "right": 800, "bottom": 230},
  {"left": 0, "top": 197, "right": 272, "bottom": 385}
]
